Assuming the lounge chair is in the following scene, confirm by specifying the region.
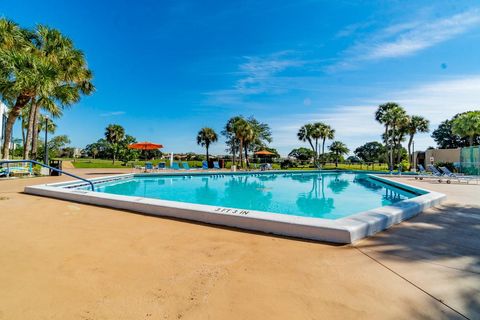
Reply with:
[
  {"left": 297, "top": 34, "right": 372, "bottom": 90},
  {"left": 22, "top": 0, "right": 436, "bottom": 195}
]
[
  {"left": 260, "top": 163, "right": 272, "bottom": 171},
  {"left": 0, "top": 167, "right": 9, "bottom": 177},
  {"left": 157, "top": 162, "right": 166, "bottom": 170},
  {"left": 182, "top": 162, "right": 193, "bottom": 170},
  {"left": 145, "top": 162, "right": 154, "bottom": 172},
  {"left": 439, "top": 166, "right": 478, "bottom": 184},
  {"left": 415, "top": 164, "right": 430, "bottom": 180},
  {"left": 426, "top": 165, "right": 448, "bottom": 183},
  {"left": 172, "top": 162, "right": 181, "bottom": 170},
  {"left": 202, "top": 160, "right": 209, "bottom": 170},
  {"left": 213, "top": 161, "right": 220, "bottom": 170}
]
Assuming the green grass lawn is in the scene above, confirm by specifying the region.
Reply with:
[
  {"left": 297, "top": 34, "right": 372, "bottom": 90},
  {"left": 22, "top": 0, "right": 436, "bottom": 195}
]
[{"left": 67, "top": 158, "right": 389, "bottom": 172}]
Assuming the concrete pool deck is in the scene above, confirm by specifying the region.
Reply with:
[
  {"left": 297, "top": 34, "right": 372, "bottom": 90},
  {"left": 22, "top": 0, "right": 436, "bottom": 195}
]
[{"left": 0, "top": 168, "right": 479, "bottom": 319}]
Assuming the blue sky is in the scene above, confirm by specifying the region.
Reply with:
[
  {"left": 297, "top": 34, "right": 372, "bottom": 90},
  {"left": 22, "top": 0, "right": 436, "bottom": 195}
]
[{"left": 2, "top": 0, "right": 480, "bottom": 155}]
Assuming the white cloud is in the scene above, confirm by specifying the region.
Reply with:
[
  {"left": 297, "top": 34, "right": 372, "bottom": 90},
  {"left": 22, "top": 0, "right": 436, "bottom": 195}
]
[
  {"left": 204, "top": 51, "right": 306, "bottom": 105},
  {"left": 329, "top": 9, "right": 480, "bottom": 72},
  {"left": 267, "top": 75, "right": 480, "bottom": 155},
  {"left": 100, "top": 111, "right": 126, "bottom": 117}
]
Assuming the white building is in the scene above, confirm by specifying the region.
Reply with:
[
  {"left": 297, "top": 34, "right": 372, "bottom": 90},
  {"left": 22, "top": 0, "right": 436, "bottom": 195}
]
[{"left": 0, "top": 101, "right": 8, "bottom": 153}]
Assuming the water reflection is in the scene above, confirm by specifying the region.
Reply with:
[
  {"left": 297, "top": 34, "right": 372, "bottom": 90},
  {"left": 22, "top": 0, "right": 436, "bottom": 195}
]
[
  {"left": 354, "top": 175, "right": 407, "bottom": 204},
  {"left": 327, "top": 176, "right": 350, "bottom": 194},
  {"left": 195, "top": 177, "right": 218, "bottom": 204},
  {"left": 296, "top": 175, "right": 334, "bottom": 216},
  {"left": 222, "top": 176, "right": 272, "bottom": 211}
]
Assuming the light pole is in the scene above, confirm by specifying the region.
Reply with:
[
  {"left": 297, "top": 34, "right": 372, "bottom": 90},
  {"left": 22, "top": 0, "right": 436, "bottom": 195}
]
[
  {"left": 412, "top": 140, "right": 415, "bottom": 172},
  {"left": 44, "top": 116, "right": 49, "bottom": 165}
]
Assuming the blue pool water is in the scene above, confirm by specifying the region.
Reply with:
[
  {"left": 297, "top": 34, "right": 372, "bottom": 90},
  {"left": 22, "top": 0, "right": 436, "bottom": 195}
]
[{"left": 88, "top": 172, "right": 421, "bottom": 219}]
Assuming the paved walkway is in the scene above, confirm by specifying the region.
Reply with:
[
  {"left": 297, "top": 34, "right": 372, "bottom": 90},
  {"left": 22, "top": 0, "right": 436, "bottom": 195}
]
[{"left": 0, "top": 170, "right": 478, "bottom": 319}]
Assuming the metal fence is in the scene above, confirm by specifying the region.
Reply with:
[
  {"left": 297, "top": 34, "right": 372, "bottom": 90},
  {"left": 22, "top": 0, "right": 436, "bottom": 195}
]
[{"left": 459, "top": 146, "right": 480, "bottom": 175}]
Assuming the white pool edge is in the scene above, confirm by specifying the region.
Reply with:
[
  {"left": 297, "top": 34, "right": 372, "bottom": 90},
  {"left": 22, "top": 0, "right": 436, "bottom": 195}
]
[{"left": 24, "top": 172, "right": 446, "bottom": 244}]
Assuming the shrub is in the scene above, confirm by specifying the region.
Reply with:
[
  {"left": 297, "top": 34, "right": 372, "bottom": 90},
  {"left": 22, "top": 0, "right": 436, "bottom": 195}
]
[{"left": 281, "top": 159, "right": 297, "bottom": 169}]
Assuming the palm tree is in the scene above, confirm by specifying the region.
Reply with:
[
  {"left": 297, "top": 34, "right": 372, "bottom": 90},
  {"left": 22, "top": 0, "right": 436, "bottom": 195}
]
[
  {"left": 105, "top": 124, "right": 125, "bottom": 164},
  {"left": 318, "top": 123, "right": 335, "bottom": 160},
  {"left": 375, "top": 103, "right": 406, "bottom": 170},
  {"left": 329, "top": 141, "right": 349, "bottom": 168},
  {"left": 452, "top": 111, "right": 480, "bottom": 146},
  {"left": 406, "top": 115, "right": 429, "bottom": 168},
  {"left": 0, "top": 20, "right": 94, "bottom": 159},
  {"left": 233, "top": 118, "right": 254, "bottom": 168},
  {"left": 298, "top": 124, "right": 316, "bottom": 163},
  {"left": 196, "top": 127, "right": 218, "bottom": 162}
]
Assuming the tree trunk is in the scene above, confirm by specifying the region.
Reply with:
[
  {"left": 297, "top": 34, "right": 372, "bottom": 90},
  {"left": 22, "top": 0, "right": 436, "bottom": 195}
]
[
  {"left": 396, "top": 133, "right": 404, "bottom": 167},
  {"left": 24, "top": 101, "right": 37, "bottom": 159},
  {"left": 1, "top": 94, "right": 31, "bottom": 159},
  {"left": 21, "top": 121, "right": 25, "bottom": 151},
  {"left": 470, "top": 135, "right": 474, "bottom": 147},
  {"left": 244, "top": 144, "right": 249, "bottom": 168},
  {"left": 389, "top": 126, "right": 395, "bottom": 171},
  {"left": 232, "top": 141, "right": 236, "bottom": 167},
  {"left": 31, "top": 104, "right": 40, "bottom": 159},
  {"left": 238, "top": 140, "right": 243, "bottom": 168},
  {"left": 384, "top": 125, "right": 390, "bottom": 170},
  {"left": 206, "top": 144, "right": 209, "bottom": 162},
  {"left": 307, "top": 138, "right": 316, "bottom": 166},
  {"left": 407, "top": 134, "right": 413, "bottom": 170}
]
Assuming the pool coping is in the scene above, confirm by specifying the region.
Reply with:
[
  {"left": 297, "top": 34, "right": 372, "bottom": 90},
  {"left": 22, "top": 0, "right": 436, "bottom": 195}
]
[{"left": 24, "top": 170, "right": 446, "bottom": 244}]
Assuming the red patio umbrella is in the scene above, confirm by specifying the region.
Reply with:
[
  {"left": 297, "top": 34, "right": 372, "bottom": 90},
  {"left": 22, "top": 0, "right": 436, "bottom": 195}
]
[
  {"left": 128, "top": 142, "right": 163, "bottom": 150},
  {"left": 128, "top": 142, "right": 163, "bottom": 161}
]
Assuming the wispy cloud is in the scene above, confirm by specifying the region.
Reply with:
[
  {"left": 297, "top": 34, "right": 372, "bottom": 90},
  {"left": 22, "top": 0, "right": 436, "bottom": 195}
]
[
  {"left": 265, "top": 75, "right": 480, "bottom": 155},
  {"left": 100, "top": 111, "right": 126, "bottom": 117},
  {"left": 329, "top": 9, "right": 480, "bottom": 72},
  {"left": 204, "top": 51, "right": 306, "bottom": 106}
]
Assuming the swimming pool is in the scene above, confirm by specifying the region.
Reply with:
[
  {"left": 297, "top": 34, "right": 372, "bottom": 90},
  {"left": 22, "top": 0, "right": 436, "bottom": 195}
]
[
  {"left": 89, "top": 172, "right": 419, "bottom": 219},
  {"left": 25, "top": 171, "right": 445, "bottom": 243}
]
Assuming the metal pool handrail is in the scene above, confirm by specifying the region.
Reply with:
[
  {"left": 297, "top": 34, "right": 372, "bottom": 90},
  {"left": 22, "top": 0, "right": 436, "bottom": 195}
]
[{"left": 0, "top": 159, "right": 95, "bottom": 191}]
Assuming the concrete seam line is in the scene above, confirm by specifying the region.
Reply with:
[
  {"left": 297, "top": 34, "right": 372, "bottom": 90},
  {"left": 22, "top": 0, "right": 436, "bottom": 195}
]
[{"left": 354, "top": 247, "right": 470, "bottom": 320}]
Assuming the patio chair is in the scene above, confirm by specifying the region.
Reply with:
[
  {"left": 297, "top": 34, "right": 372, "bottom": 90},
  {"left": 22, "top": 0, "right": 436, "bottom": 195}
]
[
  {"left": 172, "top": 162, "right": 181, "bottom": 170},
  {"left": 415, "top": 164, "right": 430, "bottom": 180},
  {"left": 182, "top": 162, "right": 193, "bottom": 170},
  {"left": 260, "top": 163, "right": 271, "bottom": 171},
  {"left": 213, "top": 161, "right": 220, "bottom": 170},
  {"left": 5, "top": 165, "right": 32, "bottom": 176},
  {"left": 157, "top": 162, "right": 166, "bottom": 170},
  {"left": 0, "top": 167, "right": 10, "bottom": 177},
  {"left": 426, "top": 165, "right": 447, "bottom": 183},
  {"left": 202, "top": 160, "right": 209, "bottom": 170},
  {"left": 439, "top": 166, "right": 478, "bottom": 184},
  {"left": 145, "top": 162, "right": 154, "bottom": 172}
]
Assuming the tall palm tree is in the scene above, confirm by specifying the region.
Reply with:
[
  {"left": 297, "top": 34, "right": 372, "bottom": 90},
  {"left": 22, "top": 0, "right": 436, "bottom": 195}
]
[
  {"left": 310, "top": 123, "right": 322, "bottom": 159},
  {"left": 452, "top": 111, "right": 480, "bottom": 146},
  {"left": 233, "top": 118, "right": 254, "bottom": 168},
  {"left": 406, "top": 115, "right": 429, "bottom": 168},
  {"left": 0, "top": 20, "right": 94, "bottom": 159},
  {"left": 105, "top": 124, "right": 125, "bottom": 164},
  {"left": 329, "top": 141, "right": 350, "bottom": 168},
  {"left": 319, "top": 123, "right": 335, "bottom": 159},
  {"left": 375, "top": 103, "right": 406, "bottom": 170},
  {"left": 298, "top": 124, "right": 316, "bottom": 163},
  {"left": 196, "top": 127, "right": 218, "bottom": 162}
]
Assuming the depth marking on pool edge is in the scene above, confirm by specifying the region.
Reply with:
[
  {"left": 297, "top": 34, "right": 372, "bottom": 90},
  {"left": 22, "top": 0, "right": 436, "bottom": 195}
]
[{"left": 214, "top": 207, "right": 249, "bottom": 215}]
